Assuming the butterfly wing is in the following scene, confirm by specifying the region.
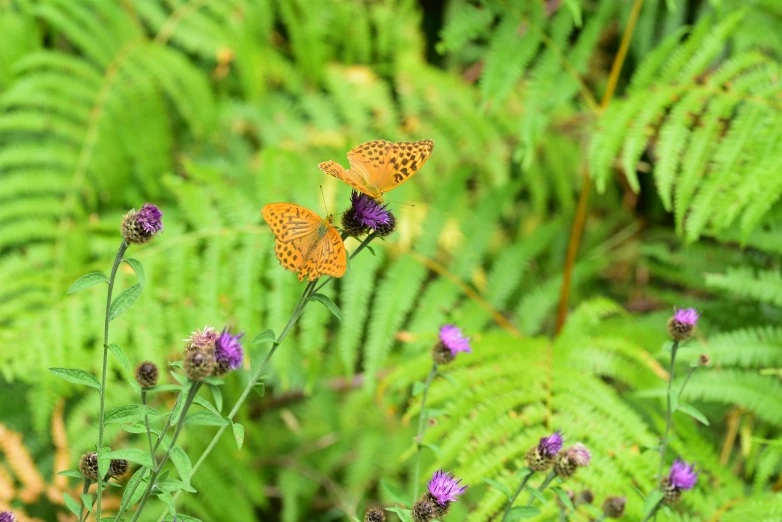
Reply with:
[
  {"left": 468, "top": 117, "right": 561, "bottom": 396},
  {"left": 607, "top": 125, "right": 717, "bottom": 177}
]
[
  {"left": 313, "top": 225, "right": 347, "bottom": 279},
  {"left": 318, "top": 160, "right": 380, "bottom": 200},
  {"left": 262, "top": 203, "right": 321, "bottom": 241},
  {"left": 347, "top": 139, "right": 434, "bottom": 198}
]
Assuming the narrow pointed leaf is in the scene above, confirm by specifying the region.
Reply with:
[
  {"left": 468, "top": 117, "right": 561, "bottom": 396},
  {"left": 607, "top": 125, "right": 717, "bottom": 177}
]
[
  {"left": 49, "top": 368, "right": 100, "bottom": 390},
  {"left": 109, "top": 283, "right": 143, "bottom": 320},
  {"left": 309, "top": 293, "right": 343, "bottom": 321},
  {"left": 67, "top": 272, "right": 108, "bottom": 294}
]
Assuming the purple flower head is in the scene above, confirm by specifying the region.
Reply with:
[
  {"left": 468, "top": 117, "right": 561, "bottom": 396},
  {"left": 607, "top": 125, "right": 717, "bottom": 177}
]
[
  {"left": 566, "top": 443, "right": 591, "bottom": 466},
  {"left": 427, "top": 469, "right": 468, "bottom": 506},
  {"left": 538, "top": 430, "right": 564, "bottom": 457},
  {"left": 215, "top": 327, "right": 244, "bottom": 372},
  {"left": 350, "top": 191, "right": 392, "bottom": 230},
  {"left": 439, "top": 324, "right": 472, "bottom": 356},
  {"left": 184, "top": 326, "right": 218, "bottom": 351},
  {"left": 0, "top": 512, "right": 15, "bottom": 522},
  {"left": 136, "top": 203, "right": 164, "bottom": 235},
  {"left": 673, "top": 307, "right": 699, "bottom": 326},
  {"left": 668, "top": 459, "right": 698, "bottom": 490}
]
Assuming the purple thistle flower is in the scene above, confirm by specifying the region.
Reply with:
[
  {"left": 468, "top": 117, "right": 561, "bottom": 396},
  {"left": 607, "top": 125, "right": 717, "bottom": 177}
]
[
  {"left": 427, "top": 469, "right": 468, "bottom": 506},
  {"left": 673, "top": 307, "right": 699, "bottom": 326},
  {"left": 439, "top": 324, "right": 472, "bottom": 356},
  {"left": 215, "top": 327, "right": 244, "bottom": 372},
  {"left": 136, "top": 203, "right": 164, "bottom": 235},
  {"left": 668, "top": 459, "right": 698, "bottom": 490},
  {"left": 350, "top": 191, "right": 392, "bottom": 230},
  {"left": 0, "top": 512, "right": 15, "bottom": 522},
  {"left": 538, "top": 430, "right": 564, "bottom": 457},
  {"left": 566, "top": 443, "right": 591, "bottom": 466}
]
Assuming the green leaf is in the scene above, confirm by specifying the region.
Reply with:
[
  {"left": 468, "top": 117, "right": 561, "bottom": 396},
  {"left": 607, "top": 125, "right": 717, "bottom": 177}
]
[
  {"left": 643, "top": 490, "right": 665, "bottom": 516},
  {"left": 202, "top": 376, "right": 224, "bottom": 386},
  {"left": 677, "top": 402, "right": 710, "bottom": 425},
  {"left": 505, "top": 506, "right": 541, "bottom": 520},
  {"left": 157, "top": 491, "right": 176, "bottom": 516},
  {"left": 170, "top": 445, "right": 192, "bottom": 486},
  {"left": 67, "top": 272, "right": 108, "bottom": 294},
  {"left": 208, "top": 384, "right": 223, "bottom": 412},
  {"left": 105, "top": 404, "right": 157, "bottom": 424},
  {"left": 232, "top": 422, "right": 245, "bottom": 449},
  {"left": 309, "top": 292, "right": 343, "bottom": 321},
  {"left": 49, "top": 367, "right": 101, "bottom": 390},
  {"left": 164, "top": 515, "right": 201, "bottom": 522},
  {"left": 104, "top": 448, "right": 154, "bottom": 468},
  {"left": 156, "top": 478, "right": 197, "bottom": 494},
  {"left": 381, "top": 479, "right": 409, "bottom": 506},
  {"left": 669, "top": 387, "right": 679, "bottom": 412},
  {"left": 563, "top": 0, "right": 582, "bottom": 27},
  {"left": 254, "top": 382, "right": 265, "bottom": 397},
  {"left": 552, "top": 486, "right": 575, "bottom": 511},
  {"left": 482, "top": 477, "right": 512, "bottom": 500},
  {"left": 123, "top": 258, "right": 145, "bottom": 287},
  {"left": 516, "top": 467, "right": 533, "bottom": 478},
  {"left": 121, "top": 421, "right": 162, "bottom": 436},
  {"left": 63, "top": 492, "right": 81, "bottom": 516},
  {"left": 412, "top": 381, "right": 426, "bottom": 396},
  {"left": 58, "top": 470, "right": 84, "bottom": 479},
  {"left": 109, "top": 283, "right": 143, "bottom": 320},
  {"left": 98, "top": 446, "right": 110, "bottom": 478},
  {"left": 121, "top": 469, "right": 148, "bottom": 511},
  {"left": 351, "top": 518, "right": 362, "bottom": 522},
  {"left": 169, "top": 361, "right": 184, "bottom": 369},
  {"left": 143, "top": 384, "right": 182, "bottom": 394},
  {"left": 107, "top": 343, "right": 130, "bottom": 372},
  {"left": 171, "top": 383, "right": 192, "bottom": 424},
  {"left": 524, "top": 485, "right": 549, "bottom": 505},
  {"left": 192, "top": 395, "right": 221, "bottom": 417},
  {"left": 251, "top": 329, "right": 276, "bottom": 344},
  {"left": 385, "top": 506, "right": 413, "bottom": 522},
  {"left": 184, "top": 411, "right": 229, "bottom": 426},
  {"left": 421, "top": 442, "right": 443, "bottom": 457},
  {"left": 81, "top": 493, "right": 94, "bottom": 511}
]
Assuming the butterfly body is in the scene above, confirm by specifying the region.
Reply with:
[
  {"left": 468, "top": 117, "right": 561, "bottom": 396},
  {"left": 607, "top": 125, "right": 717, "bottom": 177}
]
[
  {"left": 262, "top": 204, "right": 346, "bottom": 281},
  {"left": 318, "top": 139, "right": 434, "bottom": 202}
]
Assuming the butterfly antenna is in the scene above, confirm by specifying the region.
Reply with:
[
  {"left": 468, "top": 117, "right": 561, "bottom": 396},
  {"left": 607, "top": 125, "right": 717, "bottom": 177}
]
[
  {"left": 319, "top": 185, "right": 330, "bottom": 215},
  {"left": 384, "top": 198, "right": 416, "bottom": 208}
]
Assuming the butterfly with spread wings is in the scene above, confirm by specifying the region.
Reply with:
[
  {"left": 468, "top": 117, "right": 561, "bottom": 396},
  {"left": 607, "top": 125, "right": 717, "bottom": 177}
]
[
  {"left": 318, "top": 139, "right": 434, "bottom": 202},
  {"left": 262, "top": 203, "right": 347, "bottom": 282}
]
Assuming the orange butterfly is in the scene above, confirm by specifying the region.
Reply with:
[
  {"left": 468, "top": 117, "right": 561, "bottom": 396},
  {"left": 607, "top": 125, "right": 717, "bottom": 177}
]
[
  {"left": 318, "top": 139, "right": 434, "bottom": 202},
  {"left": 262, "top": 203, "right": 347, "bottom": 282}
]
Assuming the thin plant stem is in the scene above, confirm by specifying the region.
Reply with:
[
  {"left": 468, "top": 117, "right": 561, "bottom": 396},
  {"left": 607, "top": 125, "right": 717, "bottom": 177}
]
[
  {"left": 640, "top": 499, "right": 662, "bottom": 522},
  {"left": 130, "top": 382, "right": 201, "bottom": 521},
  {"left": 142, "top": 391, "right": 154, "bottom": 460},
  {"left": 680, "top": 366, "right": 698, "bottom": 396},
  {"left": 412, "top": 363, "right": 438, "bottom": 500},
  {"left": 527, "top": 471, "right": 556, "bottom": 506},
  {"left": 113, "top": 391, "right": 183, "bottom": 520},
  {"left": 96, "top": 240, "right": 128, "bottom": 519},
  {"left": 78, "top": 479, "right": 92, "bottom": 522},
  {"left": 658, "top": 340, "right": 680, "bottom": 480},
  {"left": 501, "top": 471, "right": 535, "bottom": 521}
]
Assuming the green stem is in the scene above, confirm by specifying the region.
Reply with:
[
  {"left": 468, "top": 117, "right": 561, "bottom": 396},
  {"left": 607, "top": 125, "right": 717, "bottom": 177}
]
[
  {"left": 412, "top": 363, "right": 438, "bottom": 500},
  {"left": 640, "top": 499, "right": 662, "bottom": 522},
  {"left": 500, "top": 471, "right": 535, "bottom": 521},
  {"left": 527, "top": 471, "right": 556, "bottom": 506},
  {"left": 679, "top": 366, "right": 697, "bottom": 397},
  {"left": 142, "top": 391, "right": 154, "bottom": 461},
  {"left": 96, "top": 240, "right": 128, "bottom": 519},
  {"left": 114, "top": 392, "right": 183, "bottom": 520},
  {"left": 130, "top": 382, "right": 201, "bottom": 522},
  {"left": 657, "top": 340, "right": 680, "bottom": 480},
  {"left": 78, "top": 479, "right": 92, "bottom": 522}
]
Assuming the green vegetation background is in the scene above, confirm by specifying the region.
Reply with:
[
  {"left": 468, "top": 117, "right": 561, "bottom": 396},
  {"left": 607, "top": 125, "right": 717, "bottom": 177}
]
[{"left": 0, "top": 0, "right": 781, "bottom": 520}]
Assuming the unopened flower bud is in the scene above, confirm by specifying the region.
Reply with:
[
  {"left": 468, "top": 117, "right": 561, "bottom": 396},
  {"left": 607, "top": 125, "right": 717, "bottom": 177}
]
[
  {"left": 79, "top": 452, "right": 100, "bottom": 481},
  {"left": 602, "top": 496, "right": 626, "bottom": 518},
  {"left": 135, "top": 361, "right": 159, "bottom": 389},
  {"left": 412, "top": 498, "right": 437, "bottom": 522},
  {"left": 109, "top": 459, "right": 129, "bottom": 478},
  {"left": 553, "top": 443, "right": 591, "bottom": 480},
  {"left": 698, "top": 353, "right": 711, "bottom": 366},
  {"left": 364, "top": 507, "right": 385, "bottom": 522},
  {"left": 526, "top": 430, "right": 563, "bottom": 472},
  {"left": 576, "top": 489, "right": 594, "bottom": 505},
  {"left": 184, "top": 348, "right": 215, "bottom": 381}
]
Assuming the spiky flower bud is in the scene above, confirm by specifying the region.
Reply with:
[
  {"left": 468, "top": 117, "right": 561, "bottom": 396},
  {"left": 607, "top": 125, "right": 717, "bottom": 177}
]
[
  {"left": 576, "top": 489, "right": 594, "bottom": 505},
  {"left": 698, "top": 353, "right": 711, "bottom": 366},
  {"left": 432, "top": 324, "right": 472, "bottom": 365},
  {"left": 184, "top": 325, "right": 218, "bottom": 352},
  {"left": 662, "top": 459, "right": 698, "bottom": 504},
  {"left": 135, "top": 361, "right": 159, "bottom": 389},
  {"left": 0, "top": 511, "right": 16, "bottom": 522},
  {"left": 667, "top": 307, "right": 699, "bottom": 342},
  {"left": 120, "top": 203, "right": 163, "bottom": 245},
  {"left": 412, "top": 498, "right": 437, "bottom": 522},
  {"left": 526, "top": 430, "right": 564, "bottom": 472},
  {"left": 425, "top": 469, "right": 468, "bottom": 517},
  {"left": 109, "top": 459, "right": 129, "bottom": 478},
  {"left": 661, "top": 477, "right": 681, "bottom": 505},
  {"left": 553, "top": 443, "right": 591, "bottom": 480},
  {"left": 364, "top": 507, "right": 386, "bottom": 522},
  {"left": 184, "top": 347, "right": 215, "bottom": 381},
  {"left": 79, "top": 452, "right": 100, "bottom": 481},
  {"left": 602, "top": 496, "right": 626, "bottom": 518}
]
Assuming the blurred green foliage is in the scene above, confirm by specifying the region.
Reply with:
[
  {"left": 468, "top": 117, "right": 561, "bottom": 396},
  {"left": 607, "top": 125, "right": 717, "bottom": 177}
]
[{"left": 0, "top": 0, "right": 781, "bottom": 520}]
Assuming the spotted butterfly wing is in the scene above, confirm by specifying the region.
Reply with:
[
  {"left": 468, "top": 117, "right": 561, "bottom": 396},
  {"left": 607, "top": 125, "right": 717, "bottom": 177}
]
[
  {"left": 318, "top": 139, "right": 434, "bottom": 201},
  {"left": 262, "top": 203, "right": 347, "bottom": 281}
]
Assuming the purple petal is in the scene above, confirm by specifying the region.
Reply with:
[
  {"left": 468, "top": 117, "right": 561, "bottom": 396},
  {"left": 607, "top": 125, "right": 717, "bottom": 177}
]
[
  {"left": 673, "top": 307, "right": 699, "bottom": 326},
  {"left": 439, "top": 324, "right": 472, "bottom": 355},
  {"left": 427, "top": 469, "right": 468, "bottom": 505}
]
